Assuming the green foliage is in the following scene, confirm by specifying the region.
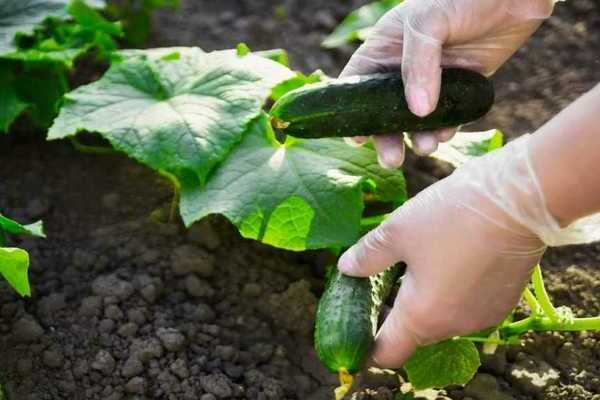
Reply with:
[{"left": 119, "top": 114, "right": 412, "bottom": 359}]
[
  {"left": 0, "top": 60, "right": 69, "bottom": 131},
  {"left": 0, "top": 0, "right": 123, "bottom": 133},
  {"left": 0, "top": 214, "right": 45, "bottom": 297},
  {"left": 404, "top": 339, "right": 480, "bottom": 390},
  {"left": 428, "top": 129, "right": 504, "bottom": 167},
  {"left": 254, "top": 48, "right": 289, "bottom": 67},
  {"left": 0, "top": 0, "right": 69, "bottom": 55},
  {"left": 0, "top": 215, "right": 45, "bottom": 238},
  {"left": 49, "top": 46, "right": 405, "bottom": 251},
  {"left": 0, "top": 248, "right": 31, "bottom": 297},
  {"left": 271, "top": 70, "right": 329, "bottom": 101},
  {"left": 49, "top": 47, "right": 295, "bottom": 187},
  {"left": 180, "top": 114, "right": 406, "bottom": 250},
  {"left": 3, "top": 0, "right": 120, "bottom": 64},
  {"left": 322, "top": 0, "right": 402, "bottom": 48}
]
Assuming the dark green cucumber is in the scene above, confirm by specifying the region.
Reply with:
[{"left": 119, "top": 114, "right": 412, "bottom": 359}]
[
  {"left": 315, "top": 264, "right": 402, "bottom": 374},
  {"left": 269, "top": 68, "right": 494, "bottom": 138}
]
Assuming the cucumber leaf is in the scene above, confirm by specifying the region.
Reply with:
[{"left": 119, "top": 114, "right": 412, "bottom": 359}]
[
  {"left": 0, "top": 60, "right": 70, "bottom": 133},
  {"left": 0, "top": 215, "right": 45, "bottom": 239},
  {"left": 255, "top": 48, "right": 289, "bottom": 67},
  {"left": 0, "top": 0, "right": 69, "bottom": 55},
  {"left": 180, "top": 114, "right": 406, "bottom": 251},
  {"left": 48, "top": 48, "right": 295, "bottom": 187},
  {"left": 0, "top": 215, "right": 44, "bottom": 297},
  {"left": 427, "top": 129, "right": 504, "bottom": 167},
  {"left": 271, "top": 70, "right": 330, "bottom": 101},
  {"left": 0, "top": 248, "right": 31, "bottom": 297},
  {"left": 67, "top": 0, "right": 121, "bottom": 37},
  {"left": 404, "top": 339, "right": 480, "bottom": 390},
  {"left": 322, "top": 0, "right": 402, "bottom": 48},
  {"left": 7, "top": 1, "right": 123, "bottom": 66},
  {"left": 0, "top": 81, "right": 29, "bottom": 132}
]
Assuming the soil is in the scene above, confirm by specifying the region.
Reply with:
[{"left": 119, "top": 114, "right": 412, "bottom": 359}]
[{"left": 1, "top": 1, "right": 600, "bottom": 400}]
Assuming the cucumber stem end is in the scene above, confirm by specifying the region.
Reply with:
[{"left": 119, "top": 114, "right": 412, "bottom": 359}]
[{"left": 334, "top": 368, "right": 353, "bottom": 400}]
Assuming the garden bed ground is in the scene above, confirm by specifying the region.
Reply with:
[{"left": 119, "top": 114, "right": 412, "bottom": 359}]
[{"left": 1, "top": 1, "right": 600, "bottom": 399}]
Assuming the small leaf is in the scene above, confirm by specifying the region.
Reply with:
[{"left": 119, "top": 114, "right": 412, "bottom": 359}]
[
  {"left": 236, "top": 42, "right": 251, "bottom": 56},
  {"left": 48, "top": 48, "right": 295, "bottom": 187},
  {"left": 0, "top": 215, "right": 45, "bottom": 238},
  {"left": 255, "top": 48, "right": 289, "bottom": 67},
  {"left": 322, "top": 0, "right": 402, "bottom": 48},
  {"left": 271, "top": 70, "right": 330, "bottom": 101},
  {"left": 404, "top": 339, "right": 480, "bottom": 390},
  {"left": 427, "top": 129, "right": 504, "bottom": 167},
  {"left": 67, "top": 0, "right": 122, "bottom": 37},
  {"left": 0, "top": 247, "right": 31, "bottom": 297},
  {"left": 180, "top": 114, "right": 406, "bottom": 251}
]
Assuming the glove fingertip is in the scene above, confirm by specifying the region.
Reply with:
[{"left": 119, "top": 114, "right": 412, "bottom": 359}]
[
  {"left": 374, "top": 134, "right": 406, "bottom": 169},
  {"left": 406, "top": 85, "right": 435, "bottom": 117},
  {"left": 370, "top": 313, "right": 419, "bottom": 369},
  {"left": 411, "top": 133, "right": 439, "bottom": 156},
  {"left": 337, "top": 248, "right": 362, "bottom": 276}
]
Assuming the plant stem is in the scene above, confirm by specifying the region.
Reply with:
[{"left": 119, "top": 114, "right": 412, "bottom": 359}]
[
  {"left": 158, "top": 170, "right": 181, "bottom": 223},
  {"left": 360, "top": 214, "right": 388, "bottom": 228},
  {"left": 460, "top": 335, "right": 508, "bottom": 345},
  {"left": 69, "top": 137, "right": 118, "bottom": 155},
  {"left": 500, "top": 315, "right": 600, "bottom": 337},
  {"left": 522, "top": 287, "right": 541, "bottom": 317},
  {"left": 531, "top": 265, "right": 559, "bottom": 322}
]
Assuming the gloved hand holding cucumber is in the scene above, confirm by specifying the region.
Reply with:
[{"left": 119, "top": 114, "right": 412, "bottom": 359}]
[{"left": 273, "top": 0, "right": 600, "bottom": 382}]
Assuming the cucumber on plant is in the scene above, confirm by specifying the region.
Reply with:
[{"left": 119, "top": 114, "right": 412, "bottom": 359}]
[
  {"left": 270, "top": 68, "right": 494, "bottom": 138},
  {"left": 315, "top": 264, "right": 403, "bottom": 374}
]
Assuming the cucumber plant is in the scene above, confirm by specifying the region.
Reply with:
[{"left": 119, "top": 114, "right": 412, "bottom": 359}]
[
  {"left": 48, "top": 46, "right": 408, "bottom": 251},
  {"left": 314, "top": 131, "right": 600, "bottom": 397},
  {"left": 41, "top": 43, "right": 600, "bottom": 395},
  {"left": 0, "top": 214, "right": 45, "bottom": 297},
  {"left": 0, "top": 2, "right": 599, "bottom": 398},
  {"left": 0, "top": 0, "right": 173, "bottom": 133}
]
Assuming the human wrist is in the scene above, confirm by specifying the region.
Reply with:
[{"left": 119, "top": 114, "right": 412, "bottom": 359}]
[{"left": 455, "top": 134, "right": 557, "bottom": 245}]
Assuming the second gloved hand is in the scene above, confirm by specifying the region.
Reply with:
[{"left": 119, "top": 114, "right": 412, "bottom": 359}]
[{"left": 337, "top": 134, "right": 551, "bottom": 367}]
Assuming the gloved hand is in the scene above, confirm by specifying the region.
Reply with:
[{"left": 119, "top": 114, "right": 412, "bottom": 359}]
[
  {"left": 338, "top": 134, "right": 551, "bottom": 368},
  {"left": 341, "top": 0, "right": 556, "bottom": 168}
]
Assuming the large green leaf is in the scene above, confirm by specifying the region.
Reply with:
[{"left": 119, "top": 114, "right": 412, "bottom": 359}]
[
  {"left": 180, "top": 114, "right": 406, "bottom": 251},
  {"left": 322, "top": 0, "right": 402, "bottom": 48},
  {"left": 0, "top": 0, "right": 69, "bottom": 55},
  {"left": 404, "top": 339, "right": 480, "bottom": 390},
  {"left": 0, "top": 247, "right": 31, "bottom": 297},
  {"left": 48, "top": 48, "right": 295, "bottom": 187}
]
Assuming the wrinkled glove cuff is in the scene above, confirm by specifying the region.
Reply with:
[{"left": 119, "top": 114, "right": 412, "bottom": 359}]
[{"left": 458, "top": 134, "right": 600, "bottom": 247}]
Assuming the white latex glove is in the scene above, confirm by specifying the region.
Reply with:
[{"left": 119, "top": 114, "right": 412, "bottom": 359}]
[
  {"left": 337, "top": 134, "right": 551, "bottom": 368},
  {"left": 340, "top": 0, "right": 556, "bottom": 168}
]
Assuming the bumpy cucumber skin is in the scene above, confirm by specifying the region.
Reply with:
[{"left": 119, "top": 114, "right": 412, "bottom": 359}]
[
  {"left": 270, "top": 68, "right": 494, "bottom": 138},
  {"left": 314, "top": 265, "right": 401, "bottom": 374}
]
